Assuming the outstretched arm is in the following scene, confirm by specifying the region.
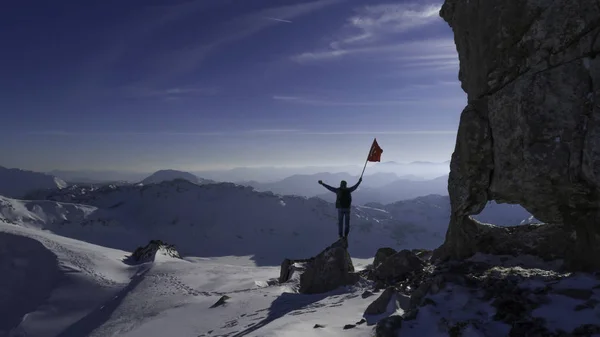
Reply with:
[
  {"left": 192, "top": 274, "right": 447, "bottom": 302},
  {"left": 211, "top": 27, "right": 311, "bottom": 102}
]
[
  {"left": 319, "top": 181, "right": 338, "bottom": 193},
  {"left": 348, "top": 178, "right": 363, "bottom": 192}
]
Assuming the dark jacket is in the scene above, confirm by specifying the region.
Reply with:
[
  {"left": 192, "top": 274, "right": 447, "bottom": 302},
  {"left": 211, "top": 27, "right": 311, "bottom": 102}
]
[{"left": 321, "top": 181, "right": 361, "bottom": 208}]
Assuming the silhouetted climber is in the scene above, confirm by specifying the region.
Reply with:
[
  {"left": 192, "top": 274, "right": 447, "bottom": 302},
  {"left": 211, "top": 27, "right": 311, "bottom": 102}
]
[{"left": 318, "top": 178, "right": 362, "bottom": 238}]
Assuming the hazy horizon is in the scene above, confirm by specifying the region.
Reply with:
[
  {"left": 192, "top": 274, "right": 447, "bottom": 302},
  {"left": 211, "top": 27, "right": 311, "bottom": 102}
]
[{"left": 2, "top": 0, "right": 463, "bottom": 172}]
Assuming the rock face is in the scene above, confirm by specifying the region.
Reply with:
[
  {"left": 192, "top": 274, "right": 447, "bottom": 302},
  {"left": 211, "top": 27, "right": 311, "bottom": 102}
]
[
  {"left": 129, "top": 240, "right": 181, "bottom": 263},
  {"left": 279, "top": 238, "right": 358, "bottom": 294},
  {"left": 436, "top": 0, "right": 600, "bottom": 270},
  {"left": 439, "top": 221, "right": 576, "bottom": 264}
]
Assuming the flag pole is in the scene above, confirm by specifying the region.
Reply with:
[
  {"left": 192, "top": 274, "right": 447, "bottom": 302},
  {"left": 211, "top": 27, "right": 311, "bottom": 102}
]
[
  {"left": 360, "top": 156, "right": 369, "bottom": 179},
  {"left": 360, "top": 138, "right": 374, "bottom": 179}
]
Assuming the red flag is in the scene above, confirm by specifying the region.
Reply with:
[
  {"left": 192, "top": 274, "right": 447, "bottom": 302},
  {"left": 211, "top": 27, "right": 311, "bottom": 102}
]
[{"left": 367, "top": 138, "right": 383, "bottom": 162}]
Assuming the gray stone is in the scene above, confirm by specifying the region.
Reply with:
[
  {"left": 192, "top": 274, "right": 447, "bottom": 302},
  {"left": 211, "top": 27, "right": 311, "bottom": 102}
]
[
  {"left": 364, "top": 287, "right": 395, "bottom": 316},
  {"left": 209, "top": 295, "right": 230, "bottom": 308},
  {"left": 280, "top": 238, "right": 358, "bottom": 294},
  {"left": 436, "top": 0, "right": 600, "bottom": 271},
  {"left": 374, "top": 247, "right": 397, "bottom": 268},
  {"left": 372, "top": 250, "right": 425, "bottom": 284}
]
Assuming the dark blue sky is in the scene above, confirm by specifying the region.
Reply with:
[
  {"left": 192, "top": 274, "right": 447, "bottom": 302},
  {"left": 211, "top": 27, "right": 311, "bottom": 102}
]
[{"left": 1, "top": 0, "right": 465, "bottom": 171}]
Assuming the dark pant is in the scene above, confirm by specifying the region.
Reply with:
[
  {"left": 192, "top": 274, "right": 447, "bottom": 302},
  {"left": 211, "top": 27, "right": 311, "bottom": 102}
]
[{"left": 338, "top": 208, "right": 350, "bottom": 237}]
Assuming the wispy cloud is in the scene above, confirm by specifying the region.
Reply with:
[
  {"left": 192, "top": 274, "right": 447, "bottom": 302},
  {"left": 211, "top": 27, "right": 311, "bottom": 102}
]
[
  {"left": 272, "top": 95, "right": 301, "bottom": 101},
  {"left": 135, "top": 0, "right": 343, "bottom": 85},
  {"left": 272, "top": 95, "right": 417, "bottom": 106},
  {"left": 81, "top": 0, "right": 343, "bottom": 92},
  {"left": 264, "top": 17, "right": 293, "bottom": 23},
  {"left": 337, "top": 3, "right": 442, "bottom": 46},
  {"left": 24, "top": 129, "right": 303, "bottom": 137},
  {"left": 122, "top": 86, "right": 220, "bottom": 100},
  {"left": 272, "top": 91, "right": 465, "bottom": 107},
  {"left": 292, "top": 2, "right": 447, "bottom": 64},
  {"left": 299, "top": 130, "right": 456, "bottom": 135},
  {"left": 292, "top": 38, "right": 455, "bottom": 64},
  {"left": 25, "top": 131, "right": 225, "bottom": 137},
  {"left": 25, "top": 129, "right": 456, "bottom": 137}
]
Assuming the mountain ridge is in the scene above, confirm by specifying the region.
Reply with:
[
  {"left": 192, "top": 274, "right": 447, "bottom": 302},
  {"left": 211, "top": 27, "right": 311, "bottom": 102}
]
[{"left": 0, "top": 166, "right": 67, "bottom": 198}]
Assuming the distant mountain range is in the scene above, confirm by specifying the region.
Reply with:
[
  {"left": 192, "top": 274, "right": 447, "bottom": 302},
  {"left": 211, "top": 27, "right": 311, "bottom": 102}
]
[
  {"left": 9, "top": 165, "right": 449, "bottom": 206},
  {"left": 239, "top": 171, "right": 420, "bottom": 198},
  {"left": 239, "top": 172, "right": 449, "bottom": 205},
  {"left": 316, "top": 175, "right": 448, "bottom": 205},
  {"left": 0, "top": 166, "right": 67, "bottom": 198},
  {"left": 139, "top": 169, "right": 214, "bottom": 185},
  {"left": 194, "top": 161, "right": 450, "bottom": 182}
]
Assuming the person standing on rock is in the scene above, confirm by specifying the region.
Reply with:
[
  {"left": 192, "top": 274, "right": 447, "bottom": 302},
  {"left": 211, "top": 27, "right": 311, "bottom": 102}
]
[{"left": 318, "top": 178, "right": 362, "bottom": 239}]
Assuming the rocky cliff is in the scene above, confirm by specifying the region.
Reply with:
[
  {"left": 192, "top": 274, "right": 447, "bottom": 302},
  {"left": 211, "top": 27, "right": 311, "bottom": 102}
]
[{"left": 434, "top": 0, "right": 600, "bottom": 270}]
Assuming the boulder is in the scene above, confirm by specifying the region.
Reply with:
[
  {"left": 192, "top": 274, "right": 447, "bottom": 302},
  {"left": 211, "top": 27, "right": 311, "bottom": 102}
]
[
  {"left": 372, "top": 250, "right": 425, "bottom": 284},
  {"left": 364, "top": 287, "right": 395, "bottom": 316},
  {"left": 435, "top": 0, "right": 600, "bottom": 271},
  {"left": 373, "top": 247, "right": 397, "bottom": 268},
  {"left": 279, "top": 238, "right": 358, "bottom": 294}
]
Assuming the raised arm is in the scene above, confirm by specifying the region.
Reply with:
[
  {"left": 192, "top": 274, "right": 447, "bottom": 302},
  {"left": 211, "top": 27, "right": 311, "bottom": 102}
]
[
  {"left": 319, "top": 180, "right": 338, "bottom": 193},
  {"left": 348, "top": 178, "right": 362, "bottom": 192}
]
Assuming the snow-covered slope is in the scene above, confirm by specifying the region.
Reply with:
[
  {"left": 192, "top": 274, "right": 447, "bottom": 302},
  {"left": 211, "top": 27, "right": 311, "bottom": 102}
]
[
  {"left": 0, "top": 222, "right": 383, "bottom": 337},
  {"left": 3, "top": 220, "right": 597, "bottom": 337},
  {"left": 0, "top": 166, "right": 67, "bottom": 198},
  {"left": 1, "top": 182, "right": 423, "bottom": 264},
  {"left": 0, "top": 223, "right": 135, "bottom": 337},
  {"left": 139, "top": 169, "right": 202, "bottom": 185}
]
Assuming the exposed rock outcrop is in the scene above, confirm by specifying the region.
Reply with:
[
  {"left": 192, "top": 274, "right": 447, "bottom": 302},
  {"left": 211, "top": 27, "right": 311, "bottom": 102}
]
[
  {"left": 364, "top": 287, "right": 396, "bottom": 316},
  {"left": 439, "top": 221, "right": 576, "bottom": 265},
  {"left": 279, "top": 238, "right": 359, "bottom": 294},
  {"left": 364, "top": 249, "right": 600, "bottom": 336},
  {"left": 371, "top": 249, "right": 425, "bottom": 284},
  {"left": 373, "top": 247, "right": 397, "bottom": 268},
  {"left": 128, "top": 240, "right": 181, "bottom": 263},
  {"left": 435, "top": 0, "right": 600, "bottom": 271}
]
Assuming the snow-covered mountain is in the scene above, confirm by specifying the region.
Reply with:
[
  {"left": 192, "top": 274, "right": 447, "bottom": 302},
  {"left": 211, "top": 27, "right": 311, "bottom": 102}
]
[
  {"left": 48, "top": 169, "right": 149, "bottom": 183},
  {"left": 243, "top": 172, "right": 401, "bottom": 197},
  {"left": 239, "top": 172, "right": 447, "bottom": 204},
  {"left": 0, "top": 166, "right": 67, "bottom": 198},
  {"left": 1, "top": 182, "right": 436, "bottom": 265},
  {"left": 139, "top": 169, "right": 211, "bottom": 185},
  {"left": 7, "top": 180, "right": 533, "bottom": 266}
]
